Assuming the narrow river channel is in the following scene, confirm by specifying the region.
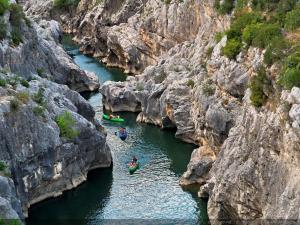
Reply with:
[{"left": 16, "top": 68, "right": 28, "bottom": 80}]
[{"left": 27, "top": 35, "right": 208, "bottom": 225}]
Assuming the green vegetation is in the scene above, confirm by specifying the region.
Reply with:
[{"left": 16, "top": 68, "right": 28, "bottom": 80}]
[
  {"left": 285, "top": 9, "right": 300, "bottom": 31},
  {"left": 0, "top": 161, "right": 6, "bottom": 171},
  {"left": 0, "top": 0, "right": 9, "bottom": 15},
  {"left": 36, "top": 68, "right": 45, "bottom": 77},
  {"left": 16, "top": 92, "right": 29, "bottom": 104},
  {"left": 279, "top": 52, "right": 300, "bottom": 89},
  {"left": 250, "top": 67, "right": 270, "bottom": 107},
  {"left": 0, "top": 219, "right": 22, "bottom": 225},
  {"left": 222, "top": 38, "right": 242, "bottom": 59},
  {"left": 0, "top": 18, "right": 7, "bottom": 40},
  {"left": 214, "top": 32, "right": 224, "bottom": 43},
  {"left": 206, "top": 47, "right": 214, "bottom": 58},
  {"left": 215, "top": 0, "right": 235, "bottom": 14},
  {"left": 7, "top": 75, "right": 20, "bottom": 88},
  {"left": 0, "top": 78, "right": 6, "bottom": 87},
  {"left": 32, "top": 88, "right": 47, "bottom": 107},
  {"left": 10, "top": 98, "right": 20, "bottom": 111},
  {"left": 9, "top": 3, "right": 24, "bottom": 45},
  {"left": 264, "top": 37, "right": 289, "bottom": 66},
  {"left": 55, "top": 111, "right": 79, "bottom": 139},
  {"left": 33, "top": 106, "right": 46, "bottom": 118},
  {"left": 187, "top": 79, "right": 195, "bottom": 88},
  {"left": 20, "top": 79, "right": 30, "bottom": 88},
  {"left": 53, "top": 0, "right": 80, "bottom": 8}
]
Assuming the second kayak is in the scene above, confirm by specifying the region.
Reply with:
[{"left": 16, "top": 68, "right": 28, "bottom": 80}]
[{"left": 103, "top": 114, "right": 125, "bottom": 122}]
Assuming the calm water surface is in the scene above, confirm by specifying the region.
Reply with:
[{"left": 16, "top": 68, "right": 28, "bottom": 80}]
[{"left": 27, "top": 35, "right": 208, "bottom": 225}]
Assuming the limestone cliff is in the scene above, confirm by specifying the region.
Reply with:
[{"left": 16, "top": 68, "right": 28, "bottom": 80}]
[
  {"left": 21, "top": 0, "right": 300, "bottom": 224},
  {"left": 0, "top": 2, "right": 111, "bottom": 221}
]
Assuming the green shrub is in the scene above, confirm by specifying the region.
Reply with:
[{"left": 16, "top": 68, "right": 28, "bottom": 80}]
[
  {"left": 55, "top": 111, "right": 79, "bottom": 139},
  {"left": 214, "top": 32, "right": 224, "bottom": 43},
  {"left": 0, "top": 18, "right": 7, "bottom": 40},
  {"left": 215, "top": 0, "right": 235, "bottom": 14},
  {"left": 285, "top": 9, "right": 300, "bottom": 31},
  {"left": 264, "top": 36, "right": 289, "bottom": 66},
  {"left": 32, "top": 88, "right": 46, "bottom": 107},
  {"left": 10, "top": 98, "right": 20, "bottom": 111},
  {"left": 280, "top": 68, "right": 300, "bottom": 90},
  {"left": 36, "top": 68, "right": 45, "bottom": 77},
  {"left": 242, "top": 23, "right": 281, "bottom": 48},
  {"left": 20, "top": 79, "right": 29, "bottom": 88},
  {"left": 226, "top": 12, "right": 261, "bottom": 40},
  {"left": 0, "top": 161, "right": 6, "bottom": 171},
  {"left": 9, "top": 4, "right": 24, "bottom": 46},
  {"left": 250, "top": 67, "right": 269, "bottom": 107},
  {"left": 11, "top": 28, "right": 22, "bottom": 45},
  {"left": 222, "top": 38, "right": 242, "bottom": 60},
  {"left": 53, "top": 0, "right": 80, "bottom": 8},
  {"left": 33, "top": 106, "right": 45, "bottom": 118},
  {"left": 16, "top": 92, "right": 29, "bottom": 104},
  {"left": 0, "top": 0, "right": 9, "bottom": 15},
  {"left": 206, "top": 46, "right": 214, "bottom": 58},
  {"left": 0, "top": 78, "right": 6, "bottom": 87},
  {"left": 187, "top": 79, "right": 195, "bottom": 88}
]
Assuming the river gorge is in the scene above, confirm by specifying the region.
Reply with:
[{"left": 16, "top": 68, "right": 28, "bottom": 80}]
[{"left": 26, "top": 35, "right": 209, "bottom": 225}]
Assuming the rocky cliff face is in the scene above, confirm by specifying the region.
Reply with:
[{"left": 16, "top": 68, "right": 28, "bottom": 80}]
[
  {"left": 20, "top": 0, "right": 300, "bottom": 224},
  {"left": 0, "top": 3, "right": 111, "bottom": 221},
  {"left": 0, "top": 72, "right": 111, "bottom": 217},
  {"left": 0, "top": 8, "right": 99, "bottom": 92}
]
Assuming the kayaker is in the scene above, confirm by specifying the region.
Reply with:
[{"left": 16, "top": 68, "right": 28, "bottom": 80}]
[
  {"left": 116, "top": 127, "right": 128, "bottom": 141},
  {"left": 109, "top": 114, "right": 114, "bottom": 119},
  {"left": 129, "top": 156, "right": 138, "bottom": 166}
]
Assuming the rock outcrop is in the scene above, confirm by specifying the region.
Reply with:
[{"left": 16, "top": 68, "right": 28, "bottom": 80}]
[
  {"left": 0, "top": 176, "right": 23, "bottom": 221},
  {"left": 0, "top": 3, "right": 111, "bottom": 220},
  {"left": 0, "top": 9, "right": 99, "bottom": 92},
  {"left": 22, "top": 0, "right": 300, "bottom": 224},
  {"left": 0, "top": 71, "right": 111, "bottom": 217}
]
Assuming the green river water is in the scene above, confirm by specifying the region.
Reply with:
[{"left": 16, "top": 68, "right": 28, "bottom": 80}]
[{"left": 26, "top": 35, "right": 209, "bottom": 225}]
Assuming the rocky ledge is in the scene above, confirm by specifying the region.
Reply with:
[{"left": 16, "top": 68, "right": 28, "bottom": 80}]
[{"left": 0, "top": 71, "right": 111, "bottom": 218}]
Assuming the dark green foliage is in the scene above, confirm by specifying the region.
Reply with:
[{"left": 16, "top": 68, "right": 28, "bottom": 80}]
[
  {"left": 0, "top": 78, "right": 6, "bottom": 87},
  {"left": 202, "top": 81, "right": 215, "bottom": 96},
  {"left": 32, "top": 88, "right": 47, "bottom": 107},
  {"left": 53, "top": 0, "right": 80, "bottom": 8},
  {"left": 10, "top": 98, "right": 20, "bottom": 111},
  {"left": 264, "top": 36, "right": 289, "bottom": 66},
  {"left": 36, "top": 68, "right": 45, "bottom": 77},
  {"left": 285, "top": 9, "right": 300, "bottom": 31},
  {"left": 215, "top": 0, "right": 235, "bottom": 14},
  {"left": 9, "top": 4, "right": 24, "bottom": 26},
  {"left": 9, "top": 4, "right": 24, "bottom": 46},
  {"left": 279, "top": 52, "right": 300, "bottom": 89},
  {"left": 222, "top": 38, "right": 242, "bottom": 59},
  {"left": 0, "top": 18, "right": 7, "bottom": 40},
  {"left": 243, "top": 23, "right": 282, "bottom": 48},
  {"left": 250, "top": 67, "right": 270, "bottom": 107},
  {"left": 55, "top": 111, "right": 79, "bottom": 139},
  {"left": 7, "top": 75, "right": 20, "bottom": 88},
  {"left": 20, "top": 79, "right": 29, "bottom": 88},
  {"left": 226, "top": 12, "right": 261, "bottom": 40},
  {"left": 0, "top": 0, "right": 9, "bottom": 15},
  {"left": 0, "top": 161, "right": 6, "bottom": 171},
  {"left": 0, "top": 219, "right": 22, "bottom": 225}
]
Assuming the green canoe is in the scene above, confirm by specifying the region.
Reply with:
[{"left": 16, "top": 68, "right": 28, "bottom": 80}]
[
  {"left": 128, "top": 162, "right": 139, "bottom": 174},
  {"left": 102, "top": 114, "right": 125, "bottom": 122}
]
